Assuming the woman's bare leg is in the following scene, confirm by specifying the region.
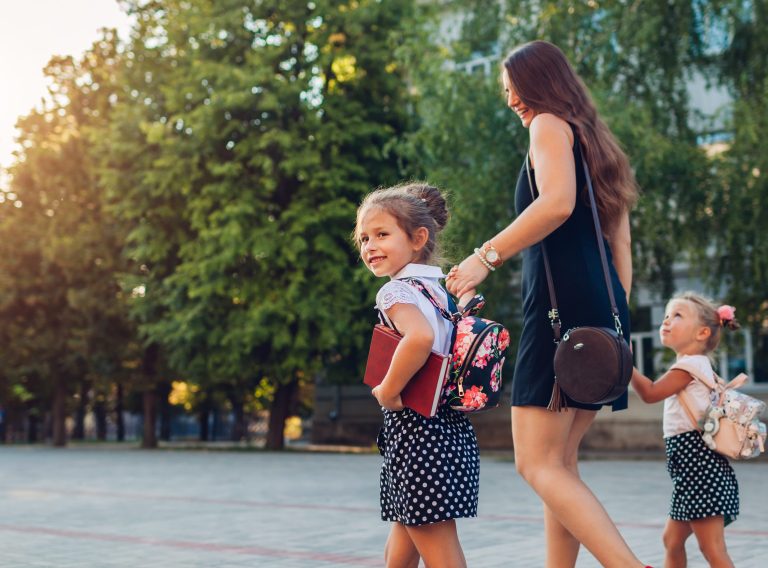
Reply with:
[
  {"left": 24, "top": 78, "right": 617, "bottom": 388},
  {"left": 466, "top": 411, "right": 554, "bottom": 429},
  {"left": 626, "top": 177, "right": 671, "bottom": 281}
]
[
  {"left": 384, "top": 522, "right": 420, "bottom": 568},
  {"left": 405, "top": 519, "right": 466, "bottom": 568},
  {"left": 541, "top": 409, "right": 597, "bottom": 567},
  {"left": 512, "top": 405, "right": 645, "bottom": 568}
]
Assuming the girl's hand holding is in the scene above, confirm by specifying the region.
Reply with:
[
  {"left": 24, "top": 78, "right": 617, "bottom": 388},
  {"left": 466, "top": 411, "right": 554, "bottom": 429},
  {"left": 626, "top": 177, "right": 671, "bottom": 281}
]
[
  {"left": 458, "top": 289, "right": 477, "bottom": 311},
  {"left": 372, "top": 384, "right": 404, "bottom": 411},
  {"left": 446, "top": 254, "right": 490, "bottom": 299}
]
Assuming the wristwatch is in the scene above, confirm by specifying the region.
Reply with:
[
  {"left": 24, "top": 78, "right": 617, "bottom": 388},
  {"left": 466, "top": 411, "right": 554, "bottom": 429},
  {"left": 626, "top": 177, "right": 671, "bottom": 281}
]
[{"left": 481, "top": 241, "right": 503, "bottom": 268}]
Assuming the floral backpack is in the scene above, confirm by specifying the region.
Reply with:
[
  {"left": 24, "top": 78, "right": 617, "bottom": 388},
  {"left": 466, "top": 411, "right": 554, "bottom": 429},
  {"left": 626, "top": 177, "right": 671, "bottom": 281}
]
[
  {"left": 402, "top": 278, "right": 510, "bottom": 412},
  {"left": 679, "top": 372, "right": 767, "bottom": 460}
]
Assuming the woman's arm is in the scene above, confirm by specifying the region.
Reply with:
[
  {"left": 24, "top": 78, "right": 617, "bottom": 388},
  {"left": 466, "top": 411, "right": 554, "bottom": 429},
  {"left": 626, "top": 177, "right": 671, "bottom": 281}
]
[
  {"left": 608, "top": 211, "right": 632, "bottom": 303},
  {"left": 371, "top": 302, "right": 435, "bottom": 410},
  {"left": 493, "top": 113, "right": 577, "bottom": 258},
  {"left": 447, "top": 114, "right": 576, "bottom": 298},
  {"left": 630, "top": 367, "right": 692, "bottom": 404}
]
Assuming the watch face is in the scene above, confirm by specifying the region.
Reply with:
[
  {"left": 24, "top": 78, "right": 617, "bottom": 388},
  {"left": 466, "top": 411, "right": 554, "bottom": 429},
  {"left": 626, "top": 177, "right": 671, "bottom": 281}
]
[{"left": 486, "top": 250, "right": 499, "bottom": 263}]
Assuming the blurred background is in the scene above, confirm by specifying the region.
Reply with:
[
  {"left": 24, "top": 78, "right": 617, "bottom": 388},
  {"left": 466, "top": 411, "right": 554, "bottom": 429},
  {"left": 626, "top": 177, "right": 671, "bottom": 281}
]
[{"left": 0, "top": 0, "right": 766, "bottom": 451}]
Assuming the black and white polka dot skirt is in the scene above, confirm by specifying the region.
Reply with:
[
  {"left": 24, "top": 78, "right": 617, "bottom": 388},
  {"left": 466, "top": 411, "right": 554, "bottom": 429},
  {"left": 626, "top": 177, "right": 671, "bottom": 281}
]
[
  {"left": 377, "top": 406, "right": 479, "bottom": 526},
  {"left": 665, "top": 430, "right": 739, "bottom": 526}
]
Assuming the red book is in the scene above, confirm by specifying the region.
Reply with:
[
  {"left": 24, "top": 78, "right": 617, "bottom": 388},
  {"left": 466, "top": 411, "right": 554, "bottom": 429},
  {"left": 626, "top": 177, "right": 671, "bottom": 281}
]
[{"left": 363, "top": 324, "right": 451, "bottom": 418}]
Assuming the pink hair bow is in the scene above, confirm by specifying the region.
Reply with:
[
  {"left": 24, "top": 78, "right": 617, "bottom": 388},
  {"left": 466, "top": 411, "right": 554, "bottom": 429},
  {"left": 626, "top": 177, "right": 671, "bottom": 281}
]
[{"left": 717, "top": 304, "right": 736, "bottom": 325}]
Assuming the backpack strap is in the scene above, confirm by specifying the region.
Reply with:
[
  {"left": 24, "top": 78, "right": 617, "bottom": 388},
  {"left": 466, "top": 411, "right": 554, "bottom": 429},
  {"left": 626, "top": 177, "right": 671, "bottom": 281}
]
[
  {"left": 399, "top": 277, "right": 456, "bottom": 321},
  {"left": 670, "top": 361, "right": 715, "bottom": 431},
  {"left": 375, "top": 278, "right": 456, "bottom": 336},
  {"left": 400, "top": 277, "right": 485, "bottom": 322},
  {"left": 397, "top": 278, "right": 463, "bottom": 359},
  {"left": 376, "top": 307, "right": 399, "bottom": 334},
  {"left": 677, "top": 389, "right": 702, "bottom": 431}
]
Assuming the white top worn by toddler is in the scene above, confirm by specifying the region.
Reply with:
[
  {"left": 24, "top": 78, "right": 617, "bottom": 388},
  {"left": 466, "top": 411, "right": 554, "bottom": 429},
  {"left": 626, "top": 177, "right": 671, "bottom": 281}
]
[
  {"left": 663, "top": 354, "right": 717, "bottom": 438},
  {"left": 375, "top": 263, "right": 453, "bottom": 356}
]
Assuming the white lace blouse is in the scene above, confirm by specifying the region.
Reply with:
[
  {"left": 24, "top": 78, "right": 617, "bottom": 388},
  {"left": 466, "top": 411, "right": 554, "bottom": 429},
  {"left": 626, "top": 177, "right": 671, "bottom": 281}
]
[{"left": 375, "top": 263, "right": 453, "bottom": 356}]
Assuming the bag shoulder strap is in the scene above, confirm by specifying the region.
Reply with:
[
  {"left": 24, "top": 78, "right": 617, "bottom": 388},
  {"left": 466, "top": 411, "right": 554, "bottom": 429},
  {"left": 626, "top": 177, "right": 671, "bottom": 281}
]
[
  {"left": 399, "top": 277, "right": 456, "bottom": 321},
  {"left": 677, "top": 389, "right": 703, "bottom": 431},
  {"left": 399, "top": 277, "right": 460, "bottom": 357},
  {"left": 377, "top": 307, "right": 398, "bottom": 333},
  {"left": 525, "top": 141, "right": 623, "bottom": 341}
]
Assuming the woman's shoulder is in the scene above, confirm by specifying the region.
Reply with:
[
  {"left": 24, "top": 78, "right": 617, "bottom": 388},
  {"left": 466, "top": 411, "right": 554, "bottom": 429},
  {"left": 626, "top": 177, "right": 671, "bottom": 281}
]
[
  {"left": 530, "top": 113, "right": 573, "bottom": 141},
  {"left": 376, "top": 280, "right": 419, "bottom": 311}
]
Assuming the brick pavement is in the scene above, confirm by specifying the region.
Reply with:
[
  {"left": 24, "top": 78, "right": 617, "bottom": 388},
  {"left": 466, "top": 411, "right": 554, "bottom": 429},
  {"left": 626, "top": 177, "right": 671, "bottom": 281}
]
[{"left": 0, "top": 446, "right": 766, "bottom": 567}]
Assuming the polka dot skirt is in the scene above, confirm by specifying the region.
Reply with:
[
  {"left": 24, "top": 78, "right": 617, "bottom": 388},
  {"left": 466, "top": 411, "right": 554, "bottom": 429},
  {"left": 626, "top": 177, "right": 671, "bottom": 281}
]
[
  {"left": 377, "top": 406, "right": 479, "bottom": 526},
  {"left": 665, "top": 430, "right": 739, "bottom": 526}
]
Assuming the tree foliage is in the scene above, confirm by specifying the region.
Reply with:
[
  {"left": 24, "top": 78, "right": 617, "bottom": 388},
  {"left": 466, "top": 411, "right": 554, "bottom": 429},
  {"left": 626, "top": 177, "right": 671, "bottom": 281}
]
[
  {"left": 0, "top": 31, "right": 133, "bottom": 445},
  {"left": 2, "top": 1, "right": 768, "bottom": 447},
  {"left": 100, "top": 0, "right": 426, "bottom": 448}
]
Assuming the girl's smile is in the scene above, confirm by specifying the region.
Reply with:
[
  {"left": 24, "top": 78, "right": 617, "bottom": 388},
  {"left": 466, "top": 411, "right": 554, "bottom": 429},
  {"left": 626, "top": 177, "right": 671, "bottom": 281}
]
[{"left": 359, "top": 209, "right": 424, "bottom": 278}]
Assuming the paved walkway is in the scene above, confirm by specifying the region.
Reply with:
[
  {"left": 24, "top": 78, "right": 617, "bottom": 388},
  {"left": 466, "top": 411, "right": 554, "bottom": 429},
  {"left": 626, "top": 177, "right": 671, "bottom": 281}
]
[{"left": 0, "top": 446, "right": 766, "bottom": 567}]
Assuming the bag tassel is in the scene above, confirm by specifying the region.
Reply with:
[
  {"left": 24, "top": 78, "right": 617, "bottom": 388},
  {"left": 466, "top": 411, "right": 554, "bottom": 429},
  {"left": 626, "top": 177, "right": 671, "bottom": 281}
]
[{"left": 547, "top": 380, "right": 568, "bottom": 412}]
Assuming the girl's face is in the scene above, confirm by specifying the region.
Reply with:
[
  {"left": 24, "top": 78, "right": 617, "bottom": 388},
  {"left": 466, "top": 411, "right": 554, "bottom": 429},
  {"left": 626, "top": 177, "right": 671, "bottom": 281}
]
[
  {"left": 503, "top": 71, "right": 535, "bottom": 128},
  {"left": 358, "top": 208, "right": 426, "bottom": 278},
  {"left": 659, "top": 299, "right": 711, "bottom": 356}
]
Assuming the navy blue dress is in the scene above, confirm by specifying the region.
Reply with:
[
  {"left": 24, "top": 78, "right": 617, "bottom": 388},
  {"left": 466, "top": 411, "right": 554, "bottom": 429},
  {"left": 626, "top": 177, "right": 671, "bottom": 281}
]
[{"left": 511, "top": 135, "right": 630, "bottom": 411}]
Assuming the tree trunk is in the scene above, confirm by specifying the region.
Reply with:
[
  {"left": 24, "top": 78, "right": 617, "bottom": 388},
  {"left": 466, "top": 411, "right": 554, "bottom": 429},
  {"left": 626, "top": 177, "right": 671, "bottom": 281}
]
[
  {"left": 230, "top": 395, "right": 247, "bottom": 442},
  {"left": 158, "top": 381, "right": 172, "bottom": 441},
  {"left": 142, "top": 390, "right": 158, "bottom": 449},
  {"left": 94, "top": 395, "right": 108, "bottom": 441},
  {"left": 140, "top": 344, "right": 159, "bottom": 449},
  {"left": 266, "top": 380, "right": 298, "bottom": 450},
  {"left": 72, "top": 381, "right": 90, "bottom": 440},
  {"left": 211, "top": 408, "right": 219, "bottom": 441},
  {"left": 115, "top": 382, "right": 125, "bottom": 442},
  {"left": 28, "top": 411, "right": 38, "bottom": 443},
  {"left": 0, "top": 408, "right": 6, "bottom": 443},
  {"left": 52, "top": 378, "right": 67, "bottom": 447},
  {"left": 199, "top": 407, "right": 210, "bottom": 441}
]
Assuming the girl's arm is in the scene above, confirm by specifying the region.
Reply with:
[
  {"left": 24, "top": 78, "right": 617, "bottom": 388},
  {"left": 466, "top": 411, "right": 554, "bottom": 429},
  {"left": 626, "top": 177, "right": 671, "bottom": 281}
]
[
  {"left": 630, "top": 367, "right": 693, "bottom": 404},
  {"left": 447, "top": 114, "right": 577, "bottom": 298},
  {"left": 372, "top": 302, "right": 435, "bottom": 410},
  {"left": 457, "top": 289, "right": 476, "bottom": 311},
  {"left": 607, "top": 210, "right": 632, "bottom": 303}
]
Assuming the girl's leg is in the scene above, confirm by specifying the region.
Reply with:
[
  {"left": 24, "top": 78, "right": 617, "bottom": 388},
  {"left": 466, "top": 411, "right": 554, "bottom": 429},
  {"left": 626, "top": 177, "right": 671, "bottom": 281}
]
[
  {"left": 384, "top": 522, "right": 420, "bottom": 568},
  {"left": 690, "top": 516, "right": 734, "bottom": 568},
  {"left": 542, "top": 408, "right": 597, "bottom": 568},
  {"left": 405, "top": 519, "right": 466, "bottom": 568},
  {"left": 512, "top": 405, "right": 645, "bottom": 568},
  {"left": 662, "top": 519, "right": 692, "bottom": 568}
]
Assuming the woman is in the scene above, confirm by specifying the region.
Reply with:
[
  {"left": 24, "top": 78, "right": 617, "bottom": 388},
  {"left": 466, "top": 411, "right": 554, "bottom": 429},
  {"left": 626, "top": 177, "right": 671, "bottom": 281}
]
[{"left": 446, "top": 41, "right": 649, "bottom": 568}]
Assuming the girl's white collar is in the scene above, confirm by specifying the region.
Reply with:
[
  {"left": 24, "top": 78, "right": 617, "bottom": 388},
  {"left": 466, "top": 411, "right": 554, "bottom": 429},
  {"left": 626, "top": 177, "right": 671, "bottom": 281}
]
[{"left": 391, "top": 263, "right": 445, "bottom": 280}]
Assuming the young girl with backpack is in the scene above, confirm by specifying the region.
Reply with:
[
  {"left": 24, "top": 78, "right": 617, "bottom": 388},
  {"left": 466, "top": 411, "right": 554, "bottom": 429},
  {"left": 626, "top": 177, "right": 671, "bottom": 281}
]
[
  {"left": 354, "top": 182, "right": 480, "bottom": 568},
  {"left": 631, "top": 292, "right": 740, "bottom": 568}
]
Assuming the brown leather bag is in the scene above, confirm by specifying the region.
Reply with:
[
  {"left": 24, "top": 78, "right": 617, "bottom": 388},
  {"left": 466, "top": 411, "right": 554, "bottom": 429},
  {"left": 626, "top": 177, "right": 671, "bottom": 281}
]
[{"left": 525, "top": 149, "right": 633, "bottom": 410}]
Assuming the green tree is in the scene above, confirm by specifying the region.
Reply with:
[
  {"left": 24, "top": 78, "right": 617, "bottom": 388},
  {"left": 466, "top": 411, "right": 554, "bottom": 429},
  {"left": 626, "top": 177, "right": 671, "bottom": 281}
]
[
  {"left": 403, "top": 0, "right": 727, "bottom": 357},
  {"left": 700, "top": 1, "right": 768, "bottom": 379},
  {"left": 0, "top": 30, "right": 132, "bottom": 446},
  {"left": 104, "top": 0, "right": 425, "bottom": 449}
]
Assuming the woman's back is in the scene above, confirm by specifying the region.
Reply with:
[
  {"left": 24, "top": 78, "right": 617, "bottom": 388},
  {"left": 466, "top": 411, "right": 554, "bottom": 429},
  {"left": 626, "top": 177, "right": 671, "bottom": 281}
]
[{"left": 512, "top": 133, "right": 631, "bottom": 411}]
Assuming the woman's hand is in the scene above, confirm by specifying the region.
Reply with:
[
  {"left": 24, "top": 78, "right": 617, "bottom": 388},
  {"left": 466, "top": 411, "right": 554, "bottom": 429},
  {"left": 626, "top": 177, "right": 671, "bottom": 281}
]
[
  {"left": 372, "top": 384, "right": 405, "bottom": 411},
  {"left": 446, "top": 254, "right": 490, "bottom": 298}
]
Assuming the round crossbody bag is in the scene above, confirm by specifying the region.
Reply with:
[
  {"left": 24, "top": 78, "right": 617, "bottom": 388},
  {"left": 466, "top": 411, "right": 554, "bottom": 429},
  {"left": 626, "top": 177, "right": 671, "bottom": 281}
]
[{"left": 525, "top": 148, "right": 633, "bottom": 411}]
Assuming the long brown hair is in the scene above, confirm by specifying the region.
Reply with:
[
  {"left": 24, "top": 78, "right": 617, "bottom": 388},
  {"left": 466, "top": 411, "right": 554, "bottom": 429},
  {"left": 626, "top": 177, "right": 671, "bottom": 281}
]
[{"left": 503, "top": 41, "right": 638, "bottom": 234}]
